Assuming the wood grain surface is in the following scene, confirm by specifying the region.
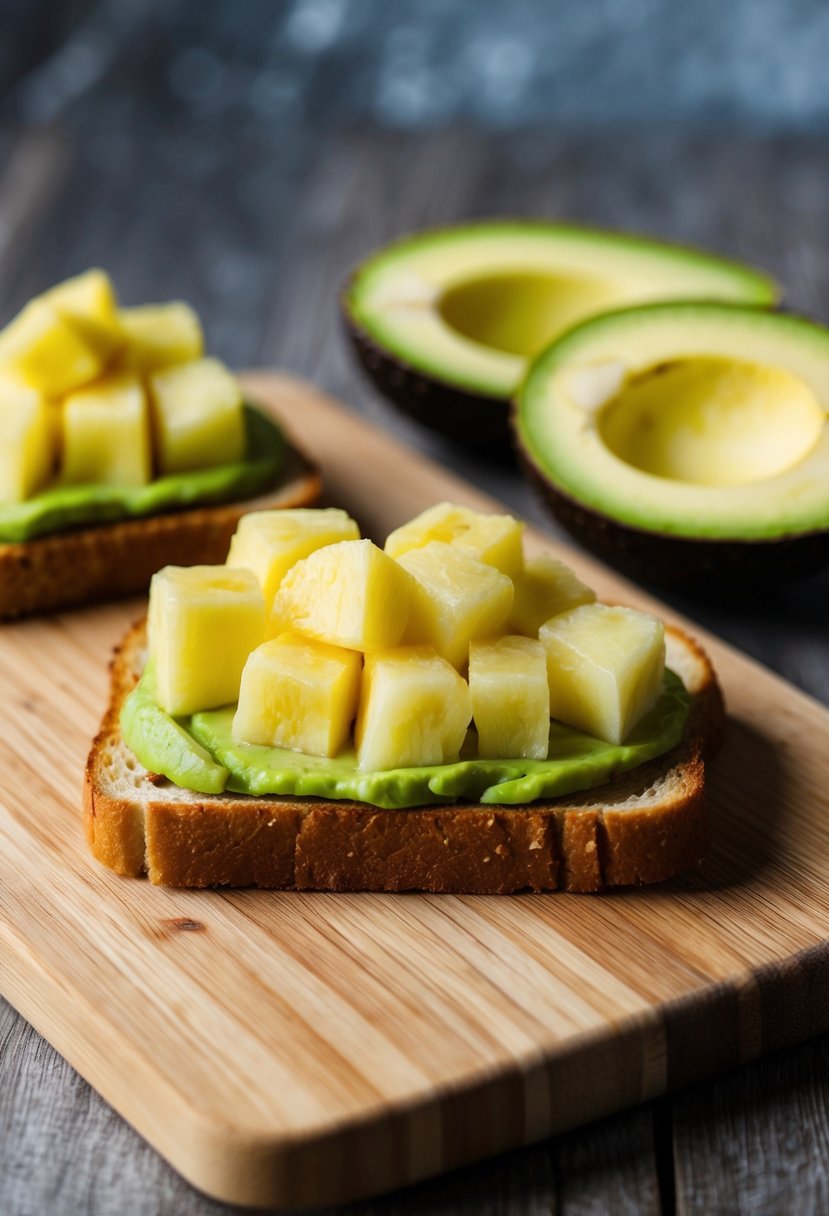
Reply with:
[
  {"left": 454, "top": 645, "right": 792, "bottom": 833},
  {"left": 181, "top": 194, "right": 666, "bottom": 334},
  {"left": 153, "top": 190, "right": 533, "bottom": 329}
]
[{"left": 1, "top": 374, "right": 828, "bottom": 1209}]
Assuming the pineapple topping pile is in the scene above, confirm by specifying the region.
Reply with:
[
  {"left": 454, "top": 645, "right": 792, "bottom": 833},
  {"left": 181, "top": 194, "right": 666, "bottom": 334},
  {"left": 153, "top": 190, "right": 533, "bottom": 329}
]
[
  {"left": 0, "top": 269, "right": 245, "bottom": 503},
  {"left": 147, "top": 504, "right": 668, "bottom": 773}
]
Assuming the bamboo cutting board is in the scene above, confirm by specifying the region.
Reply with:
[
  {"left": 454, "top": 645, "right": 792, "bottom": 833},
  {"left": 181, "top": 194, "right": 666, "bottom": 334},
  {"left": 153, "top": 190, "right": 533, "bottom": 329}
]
[{"left": 2, "top": 373, "right": 829, "bottom": 1210}]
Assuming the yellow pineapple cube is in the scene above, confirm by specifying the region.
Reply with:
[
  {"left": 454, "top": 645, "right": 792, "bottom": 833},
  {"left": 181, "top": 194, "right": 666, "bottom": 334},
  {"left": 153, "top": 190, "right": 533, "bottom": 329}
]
[
  {"left": 271, "top": 539, "right": 413, "bottom": 651},
  {"left": 508, "top": 553, "right": 596, "bottom": 637},
  {"left": 355, "top": 646, "right": 472, "bottom": 771},
  {"left": 469, "top": 636, "right": 549, "bottom": 759},
  {"left": 232, "top": 633, "right": 361, "bottom": 757},
  {"left": 118, "top": 302, "right": 203, "bottom": 372},
  {"left": 385, "top": 501, "right": 525, "bottom": 579},
  {"left": 397, "top": 541, "right": 514, "bottom": 670},
  {"left": 43, "top": 268, "right": 125, "bottom": 371},
  {"left": 61, "top": 373, "right": 151, "bottom": 486},
  {"left": 149, "top": 357, "right": 245, "bottom": 474},
  {"left": 0, "top": 378, "right": 55, "bottom": 502},
  {"left": 149, "top": 565, "right": 265, "bottom": 716},
  {"left": 0, "top": 299, "right": 113, "bottom": 397},
  {"left": 540, "top": 603, "right": 665, "bottom": 744},
  {"left": 227, "top": 508, "right": 360, "bottom": 611},
  {"left": 44, "top": 268, "right": 120, "bottom": 334}
]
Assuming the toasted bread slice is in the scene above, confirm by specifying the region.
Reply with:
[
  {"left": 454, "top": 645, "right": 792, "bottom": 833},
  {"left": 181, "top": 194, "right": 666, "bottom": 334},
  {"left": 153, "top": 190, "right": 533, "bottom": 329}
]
[
  {"left": 84, "top": 618, "right": 724, "bottom": 894},
  {"left": 0, "top": 442, "right": 321, "bottom": 620}
]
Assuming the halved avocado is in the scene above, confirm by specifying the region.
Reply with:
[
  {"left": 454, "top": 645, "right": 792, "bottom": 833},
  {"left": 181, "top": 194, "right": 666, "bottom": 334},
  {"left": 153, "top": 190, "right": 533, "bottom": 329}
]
[
  {"left": 342, "top": 221, "right": 777, "bottom": 447},
  {"left": 514, "top": 302, "right": 829, "bottom": 589}
]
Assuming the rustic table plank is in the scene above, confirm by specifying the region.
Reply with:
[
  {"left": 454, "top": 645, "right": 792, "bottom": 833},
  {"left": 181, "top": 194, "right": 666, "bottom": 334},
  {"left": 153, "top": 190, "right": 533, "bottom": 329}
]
[
  {"left": 0, "top": 123, "right": 827, "bottom": 1215},
  {"left": 0, "top": 997, "right": 206, "bottom": 1216},
  {"left": 673, "top": 1041, "right": 829, "bottom": 1215}
]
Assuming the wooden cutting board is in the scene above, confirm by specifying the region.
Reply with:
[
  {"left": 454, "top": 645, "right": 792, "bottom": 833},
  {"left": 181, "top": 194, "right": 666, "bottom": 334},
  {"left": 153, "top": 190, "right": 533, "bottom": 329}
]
[{"left": 2, "top": 373, "right": 829, "bottom": 1210}]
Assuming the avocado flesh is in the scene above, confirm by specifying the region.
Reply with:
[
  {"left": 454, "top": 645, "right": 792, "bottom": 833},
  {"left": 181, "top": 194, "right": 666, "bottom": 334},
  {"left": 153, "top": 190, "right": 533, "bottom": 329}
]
[
  {"left": 120, "top": 665, "right": 690, "bottom": 809},
  {"left": 345, "top": 221, "right": 778, "bottom": 402},
  {"left": 517, "top": 303, "right": 829, "bottom": 543},
  {"left": 437, "top": 269, "right": 624, "bottom": 360},
  {"left": 120, "top": 663, "right": 228, "bottom": 795},
  {"left": 0, "top": 403, "right": 285, "bottom": 543},
  {"left": 599, "top": 357, "right": 824, "bottom": 488}
]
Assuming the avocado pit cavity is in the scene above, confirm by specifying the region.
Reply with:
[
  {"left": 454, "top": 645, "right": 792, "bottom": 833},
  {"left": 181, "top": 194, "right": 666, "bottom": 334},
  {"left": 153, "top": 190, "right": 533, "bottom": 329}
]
[
  {"left": 437, "top": 270, "right": 622, "bottom": 359},
  {"left": 596, "top": 356, "right": 824, "bottom": 487}
]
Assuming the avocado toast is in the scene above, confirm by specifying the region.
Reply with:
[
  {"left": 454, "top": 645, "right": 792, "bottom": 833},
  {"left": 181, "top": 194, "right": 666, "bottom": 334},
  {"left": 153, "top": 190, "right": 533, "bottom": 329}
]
[
  {"left": 0, "top": 271, "right": 321, "bottom": 619},
  {"left": 84, "top": 506, "right": 723, "bottom": 894}
]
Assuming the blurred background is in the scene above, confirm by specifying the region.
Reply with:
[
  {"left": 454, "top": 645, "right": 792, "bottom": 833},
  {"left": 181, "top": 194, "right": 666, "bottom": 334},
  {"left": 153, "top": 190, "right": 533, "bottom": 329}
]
[
  {"left": 0, "top": 0, "right": 826, "bottom": 679},
  {"left": 8, "top": 0, "right": 829, "bottom": 132},
  {"left": 2, "top": 0, "right": 828, "bottom": 360}
]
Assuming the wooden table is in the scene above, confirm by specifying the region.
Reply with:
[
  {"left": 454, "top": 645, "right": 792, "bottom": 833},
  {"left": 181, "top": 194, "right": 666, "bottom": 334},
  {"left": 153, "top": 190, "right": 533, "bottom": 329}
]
[{"left": 1, "top": 122, "right": 828, "bottom": 1215}]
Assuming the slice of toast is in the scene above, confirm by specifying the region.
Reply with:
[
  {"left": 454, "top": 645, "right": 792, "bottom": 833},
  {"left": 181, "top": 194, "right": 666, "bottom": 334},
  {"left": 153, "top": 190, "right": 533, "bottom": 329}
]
[
  {"left": 0, "top": 442, "right": 321, "bottom": 620},
  {"left": 84, "top": 618, "right": 724, "bottom": 894}
]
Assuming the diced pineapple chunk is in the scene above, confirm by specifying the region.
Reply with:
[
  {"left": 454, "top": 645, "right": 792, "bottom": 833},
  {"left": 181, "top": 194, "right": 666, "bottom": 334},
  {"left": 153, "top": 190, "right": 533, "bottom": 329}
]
[
  {"left": 271, "top": 539, "right": 413, "bottom": 652},
  {"left": 227, "top": 508, "right": 360, "bottom": 611},
  {"left": 62, "top": 373, "right": 151, "bottom": 486},
  {"left": 355, "top": 646, "right": 472, "bottom": 771},
  {"left": 397, "top": 541, "right": 514, "bottom": 670},
  {"left": 149, "top": 357, "right": 245, "bottom": 474},
  {"left": 539, "top": 603, "right": 665, "bottom": 744},
  {"left": 44, "top": 268, "right": 125, "bottom": 372},
  {"left": 149, "top": 565, "right": 265, "bottom": 716},
  {"left": 233, "top": 633, "right": 361, "bottom": 757},
  {"left": 469, "top": 636, "right": 549, "bottom": 759},
  {"left": 0, "top": 298, "right": 114, "bottom": 397},
  {"left": 0, "top": 378, "right": 55, "bottom": 502},
  {"left": 44, "top": 268, "right": 120, "bottom": 333},
  {"left": 118, "top": 302, "right": 203, "bottom": 372},
  {"left": 385, "top": 501, "right": 525, "bottom": 579},
  {"left": 508, "top": 553, "right": 596, "bottom": 637}
]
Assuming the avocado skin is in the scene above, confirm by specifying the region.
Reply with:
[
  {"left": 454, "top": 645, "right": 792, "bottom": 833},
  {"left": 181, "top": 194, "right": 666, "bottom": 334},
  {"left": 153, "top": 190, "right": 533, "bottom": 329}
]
[
  {"left": 516, "top": 437, "right": 829, "bottom": 593},
  {"left": 343, "top": 311, "right": 511, "bottom": 451}
]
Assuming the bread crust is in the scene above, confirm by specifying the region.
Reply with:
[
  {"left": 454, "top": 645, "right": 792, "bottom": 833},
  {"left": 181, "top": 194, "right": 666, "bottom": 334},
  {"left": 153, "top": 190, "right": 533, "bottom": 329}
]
[
  {"left": 84, "top": 620, "right": 723, "bottom": 894},
  {"left": 0, "top": 445, "right": 321, "bottom": 620}
]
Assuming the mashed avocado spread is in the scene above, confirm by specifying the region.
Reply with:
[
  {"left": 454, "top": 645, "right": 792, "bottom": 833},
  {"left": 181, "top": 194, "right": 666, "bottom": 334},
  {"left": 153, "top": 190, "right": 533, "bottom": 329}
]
[
  {"left": 121, "top": 663, "right": 690, "bottom": 808},
  {"left": 0, "top": 404, "right": 285, "bottom": 543}
]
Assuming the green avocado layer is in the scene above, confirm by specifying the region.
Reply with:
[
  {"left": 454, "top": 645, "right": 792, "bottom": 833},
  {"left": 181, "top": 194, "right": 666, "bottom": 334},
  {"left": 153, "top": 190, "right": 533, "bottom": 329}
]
[
  {"left": 0, "top": 403, "right": 285, "bottom": 543},
  {"left": 121, "top": 664, "right": 229, "bottom": 795},
  {"left": 120, "top": 665, "right": 690, "bottom": 809}
]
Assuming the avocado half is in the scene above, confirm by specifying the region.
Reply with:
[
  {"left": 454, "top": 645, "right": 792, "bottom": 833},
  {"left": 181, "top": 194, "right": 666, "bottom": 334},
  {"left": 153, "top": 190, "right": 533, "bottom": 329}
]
[
  {"left": 341, "top": 221, "right": 777, "bottom": 447},
  {"left": 514, "top": 302, "right": 829, "bottom": 590}
]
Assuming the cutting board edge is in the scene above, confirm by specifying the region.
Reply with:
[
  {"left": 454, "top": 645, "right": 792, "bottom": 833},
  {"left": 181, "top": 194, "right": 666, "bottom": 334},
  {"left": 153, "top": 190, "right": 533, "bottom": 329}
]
[
  {"left": 4, "top": 928, "right": 829, "bottom": 1208},
  {"left": 0, "top": 951, "right": 668, "bottom": 1208}
]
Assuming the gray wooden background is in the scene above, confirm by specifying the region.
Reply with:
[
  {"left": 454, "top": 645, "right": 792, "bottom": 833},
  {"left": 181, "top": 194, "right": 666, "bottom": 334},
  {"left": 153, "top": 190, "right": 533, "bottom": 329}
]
[{"left": 2, "top": 3, "right": 829, "bottom": 1213}]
